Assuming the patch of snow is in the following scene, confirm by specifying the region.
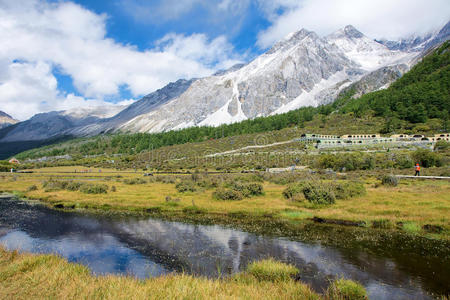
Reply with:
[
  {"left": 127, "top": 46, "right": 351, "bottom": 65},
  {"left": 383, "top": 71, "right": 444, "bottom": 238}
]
[{"left": 273, "top": 70, "right": 350, "bottom": 114}]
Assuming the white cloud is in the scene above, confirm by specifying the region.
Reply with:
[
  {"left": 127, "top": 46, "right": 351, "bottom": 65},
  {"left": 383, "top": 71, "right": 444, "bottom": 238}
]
[
  {"left": 156, "top": 33, "right": 242, "bottom": 70},
  {"left": 257, "top": 0, "right": 450, "bottom": 48},
  {"left": 0, "top": 0, "right": 242, "bottom": 120}
]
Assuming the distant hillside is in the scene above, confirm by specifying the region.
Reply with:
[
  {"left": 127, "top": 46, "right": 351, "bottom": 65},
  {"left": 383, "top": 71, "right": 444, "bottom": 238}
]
[
  {"left": 0, "top": 111, "right": 18, "bottom": 129},
  {"left": 10, "top": 41, "right": 450, "bottom": 161},
  {"left": 336, "top": 40, "right": 450, "bottom": 127}
]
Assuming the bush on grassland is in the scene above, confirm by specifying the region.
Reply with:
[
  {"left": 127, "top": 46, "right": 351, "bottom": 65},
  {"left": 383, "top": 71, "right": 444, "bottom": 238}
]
[
  {"left": 175, "top": 181, "right": 197, "bottom": 193},
  {"left": 282, "top": 183, "right": 304, "bottom": 201},
  {"left": 333, "top": 181, "right": 366, "bottom": 199},
  {"left": 284, "top": 180, "right": 364, "bottom": 203},
  {"left": 213, "top": 188, "right": 243, "bottom": 201},
  {"left": 381, "top": 175, "right": 398, "bottom": 187},
  {"left": 27, "top": 185, "right": 38, "bottom": 192},
  {"left": 302, "top": 181, "right": 336, "bottom": 205},
  {"left": 230, "top": 182, "right": 263, "bottom": 197},
  {"left": 411, "top": 149, "right": 443, "bottom": 168},
  {"left": 123, "top": 178, "right": 147, "bottom": 185},
  {"left": 42, "top": 180, "right": 69, "bottom": 191},
  {"left": 155, "top": 176, "right": 177, "bottom": 184},
  {"left": 79, "top": 183, "right": 108, "bottom": 194},
  {"left": 66, "top": 181, "right": 82, "bottom": 191},
  {"left": 434, "top": 140, "right": 450, "bottom": 151}
]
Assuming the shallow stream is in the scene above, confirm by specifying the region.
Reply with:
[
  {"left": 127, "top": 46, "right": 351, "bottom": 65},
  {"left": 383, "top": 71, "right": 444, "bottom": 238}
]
[{"left": 0, "top": 196, "right": 448, "bottom": 299}]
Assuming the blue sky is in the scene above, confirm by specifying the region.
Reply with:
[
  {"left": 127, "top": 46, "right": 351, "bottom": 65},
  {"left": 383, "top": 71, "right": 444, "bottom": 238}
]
[
  {"left": 50, "top": 0, "right": 276, "bottom": 101},
  {"left": 0, "top": 0, "right": 449, "bottom": 120}
]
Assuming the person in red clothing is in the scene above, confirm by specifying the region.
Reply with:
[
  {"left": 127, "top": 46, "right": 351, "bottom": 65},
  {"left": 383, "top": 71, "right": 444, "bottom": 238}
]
[{"left": 415, "top": 163, "right": 420, "bottom": 176}]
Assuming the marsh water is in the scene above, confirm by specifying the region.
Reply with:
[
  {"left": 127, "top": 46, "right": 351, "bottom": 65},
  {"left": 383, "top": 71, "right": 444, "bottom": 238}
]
[{"left": 0, "top": 195, "right": 448, "bottom": 299}]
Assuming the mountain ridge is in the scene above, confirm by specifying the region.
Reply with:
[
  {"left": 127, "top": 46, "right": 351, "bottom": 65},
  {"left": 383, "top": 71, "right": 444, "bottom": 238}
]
[{"left": 1, "top": 22, "right": 449, "bottom": 148}]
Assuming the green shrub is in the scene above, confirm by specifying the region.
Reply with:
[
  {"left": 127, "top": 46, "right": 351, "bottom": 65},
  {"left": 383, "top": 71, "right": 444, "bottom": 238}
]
[
  {"left": 302, "top": 181, "right": 335, "bottom": 205},
  {"left": 318, "top": 152, "right": 375, "bottom": 171},
  {"left": 411, "top": 149, "right": 443, "bottom": 168},
  {"left": 381, "top": 175, "right": 398, "bottom": 187},
  {"left": 394, "top": 154, "right": 414, "bottom": 169},
  {"left": 231, "top": 182, "right": 263, "bottom": 197},
  {"left": 27, "top": 185, "right": 38, "bottom": 192},
  {"left": 333, "top": 181, "right": 366, "bottom": 199},
  {"left": 175, "top": 181, "right": 197, "bottom": 193},
  {"left": 282, "top": 183, "right": 304, "bottom": 200},
  {"left": 79, "top": 183, "right": 108, "bottom": 194},
  {"left": 327, "top": 278, "right": 368, "bottom": 300},
  {"left": 434, "top": 140, "right": 450, "bottom": 151},
  {"left": 123, "top": 178, "right": 147, "bottom": 185},
  {"left": 66, "top": 181, "right": 82, "bottom": 191},
  {"left": 42, "top": 180, "right": 69, "bottom": 191},
  {"left": 111, "top": 185, "right": 117, "bottom": 192},
  {"left": 213, "top": 188, "right": 243, "bottom": 201},
  {"left": 155, "top": 176, "right": 177, "bottom": 184},
  {"left": 196, "top": 177, "right": 220, "bottom": 189},
  {"left": 246, "top": 258, "right": 299, "bottom": 282}
]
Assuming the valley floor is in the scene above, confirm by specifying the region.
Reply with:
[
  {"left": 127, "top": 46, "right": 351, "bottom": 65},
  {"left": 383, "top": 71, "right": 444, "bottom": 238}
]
[{"left": 0, "top": 166, "right": 449, "bottom": 240}]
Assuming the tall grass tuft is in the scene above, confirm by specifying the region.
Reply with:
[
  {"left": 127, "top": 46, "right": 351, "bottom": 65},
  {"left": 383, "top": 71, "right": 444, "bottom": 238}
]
[
  {"left": 326, "top": 278, "right": 368, "bottom": 299},
  {"left": 246, "top": 258, "right": 299, "bottom": 282}
]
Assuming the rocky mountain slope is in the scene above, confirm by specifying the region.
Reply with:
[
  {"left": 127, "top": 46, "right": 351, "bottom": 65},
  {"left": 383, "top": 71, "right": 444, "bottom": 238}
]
[
  {"left": 0, "top": 111, "right": 18, "bottom": 129},
  {"left": 0, "top": 105, "right": 126, "bottom": 142},
  {"left": 1, "top": 23, "right": 449, "bottom": 145}
]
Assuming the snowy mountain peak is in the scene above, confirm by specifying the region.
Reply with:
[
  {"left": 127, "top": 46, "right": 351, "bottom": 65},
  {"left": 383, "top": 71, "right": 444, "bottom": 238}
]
[
  {"left": 342, "top": 25, "right": 364, "bottom": 39},
  {"left": 328, "top": 25, "right": 366, "bottom": 40},
  {"left": 326, "top": 25, "right": 417, "bottom": 71},
  {"left": 267, "top": 28, "right": 317, "bottom": 54}
]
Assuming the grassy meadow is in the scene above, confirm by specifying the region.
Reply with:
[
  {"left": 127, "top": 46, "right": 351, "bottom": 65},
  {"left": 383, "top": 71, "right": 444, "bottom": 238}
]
[{"left": 1, "top": 166, "right": 449, "bottom": 240}]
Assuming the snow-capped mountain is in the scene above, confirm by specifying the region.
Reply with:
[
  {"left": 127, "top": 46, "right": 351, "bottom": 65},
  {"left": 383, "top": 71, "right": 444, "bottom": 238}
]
[
  {"left": 108, "top": 25, "right": 419, "bottom": 132},
  {"left": 0, "top": 111, "right": 18, "bottom": 129},
  {"left": 0, "top": 23, "right": 449, "bottom": 145},
  {"left": 377, "top": 21, "right": 450, "bottom": 52}
]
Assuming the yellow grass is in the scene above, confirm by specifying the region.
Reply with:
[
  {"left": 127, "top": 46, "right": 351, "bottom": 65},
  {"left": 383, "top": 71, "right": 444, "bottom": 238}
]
[
  {"left": 1, "top": 168, "right": 449, "bottom": 238},
  {"left": 0, "top": 247, "right": 320, "bottom": 300}
]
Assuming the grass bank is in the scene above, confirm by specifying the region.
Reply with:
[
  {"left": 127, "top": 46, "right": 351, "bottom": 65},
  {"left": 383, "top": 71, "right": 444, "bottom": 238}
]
[{"left": 0, "top": 247, "right": 370, "bottom": 299}]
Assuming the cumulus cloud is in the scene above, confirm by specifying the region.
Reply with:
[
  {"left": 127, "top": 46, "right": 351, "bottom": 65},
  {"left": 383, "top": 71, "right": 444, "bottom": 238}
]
[
  {"left": 156, "top": 33, "right": 241, "bottom": 71},
  {"left": 0, "top": 0, "right": 242, "bottom": 120},
  {"left": 257, "top": 0, "right": 450, "bottom": 48}
]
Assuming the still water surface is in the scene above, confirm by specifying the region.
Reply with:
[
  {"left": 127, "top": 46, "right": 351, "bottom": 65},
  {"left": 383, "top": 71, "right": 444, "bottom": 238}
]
[{"left": 0, "top": 196, "right": 448, "bottom": 299}]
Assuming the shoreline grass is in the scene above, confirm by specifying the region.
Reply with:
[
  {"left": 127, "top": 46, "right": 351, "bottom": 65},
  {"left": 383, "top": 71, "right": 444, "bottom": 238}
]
[{"left": 0, "top": 247, "right": 372, "bottom": 299}]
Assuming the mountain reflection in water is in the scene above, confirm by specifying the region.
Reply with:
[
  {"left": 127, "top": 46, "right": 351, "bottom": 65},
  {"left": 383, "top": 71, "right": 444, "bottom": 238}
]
[{"left": 0, "top": 196, "right": 446, "bottom": 300}]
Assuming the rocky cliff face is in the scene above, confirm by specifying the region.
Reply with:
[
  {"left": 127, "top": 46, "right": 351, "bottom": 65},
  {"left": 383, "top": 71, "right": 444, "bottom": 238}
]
[{"left": 1, "top": 23, "right": 448, "bottom": 144}]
